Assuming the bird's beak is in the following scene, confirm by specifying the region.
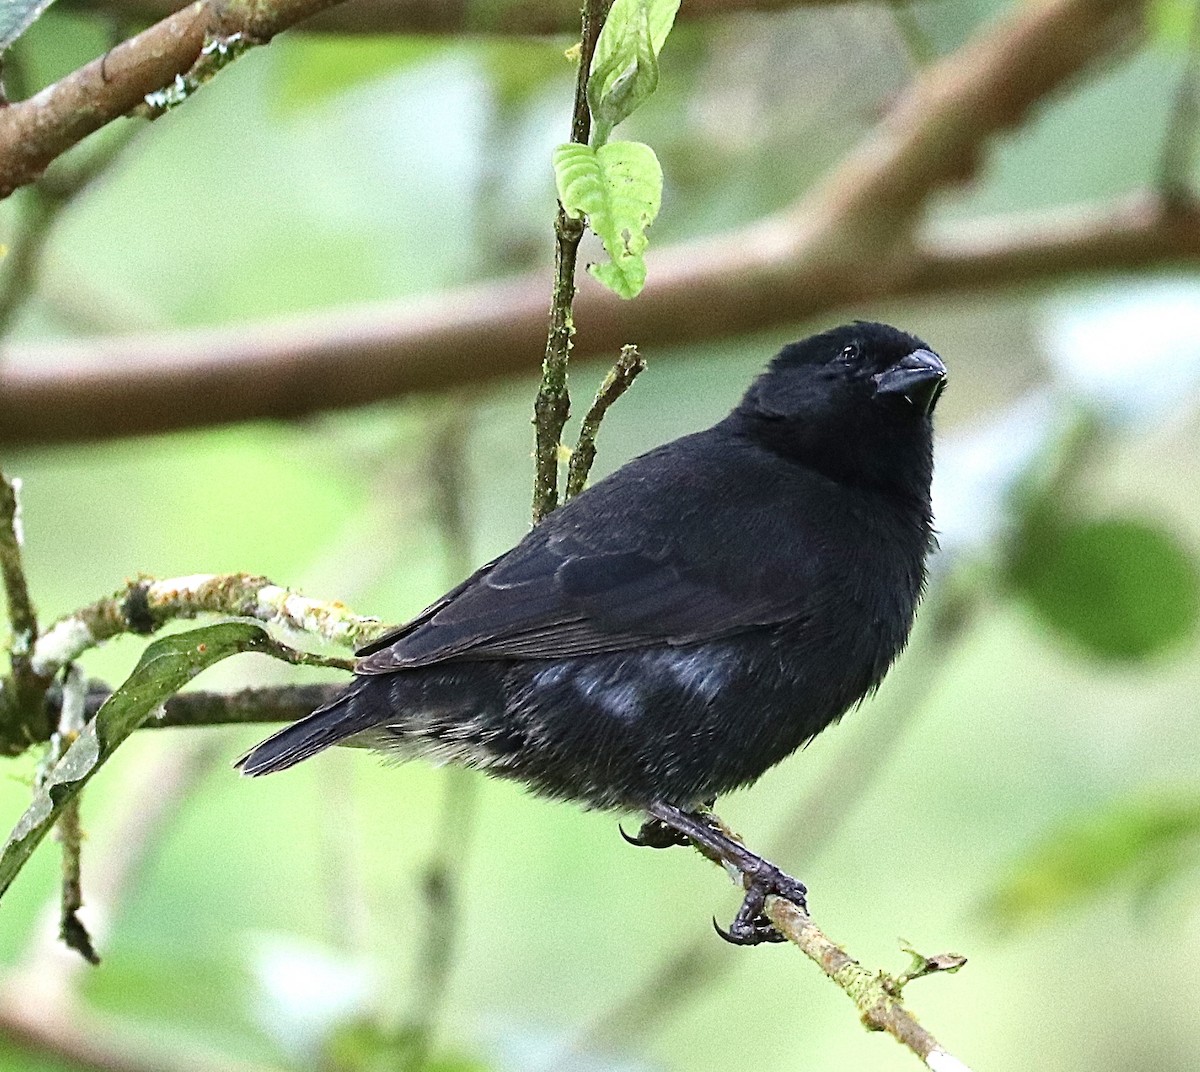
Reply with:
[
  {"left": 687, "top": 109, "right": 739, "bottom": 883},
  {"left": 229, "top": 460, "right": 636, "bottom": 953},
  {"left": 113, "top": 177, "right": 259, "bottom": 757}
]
[{"left": 873, "top": 349, "right": 947, "bottom": 414}]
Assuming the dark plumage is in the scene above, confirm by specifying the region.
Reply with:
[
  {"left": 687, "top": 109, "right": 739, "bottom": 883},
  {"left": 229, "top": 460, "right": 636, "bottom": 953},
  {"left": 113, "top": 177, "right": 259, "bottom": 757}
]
[{"left": 237, "top": 322, "right": 946, "bottom": 813}]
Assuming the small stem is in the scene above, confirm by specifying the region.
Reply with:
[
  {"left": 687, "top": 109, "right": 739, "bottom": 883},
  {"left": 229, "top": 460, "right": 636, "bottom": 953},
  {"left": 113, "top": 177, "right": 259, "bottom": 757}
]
[
  {"left": 57, "top": 797, "right": 99, "bottom": 965},
  {"left": 532, "top": 0, "right": 609, "bottom": 524},
  {"left": 565, "top": 344, "right": 646, "bottom": 500},
  {"left": 666, "top": 807, "right": 973, "bottom": 1071},
  {"left": 0, "top": 470, "right": 46, "bottom": 746},
  {"left": 0, "top": 472, "right": 38, "bottom": 675}
]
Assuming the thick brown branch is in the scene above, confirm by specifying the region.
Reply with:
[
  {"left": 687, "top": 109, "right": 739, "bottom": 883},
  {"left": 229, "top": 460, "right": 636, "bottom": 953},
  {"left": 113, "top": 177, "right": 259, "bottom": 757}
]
[
  {"left": 0, "top": 0, "right": 353, "bottom": 198},
  {"left": 57, "top": 0, "right": 872, "bottom": 35},
  {"left": 1, "top": 190, "right": 1192, "bottom": 449}
]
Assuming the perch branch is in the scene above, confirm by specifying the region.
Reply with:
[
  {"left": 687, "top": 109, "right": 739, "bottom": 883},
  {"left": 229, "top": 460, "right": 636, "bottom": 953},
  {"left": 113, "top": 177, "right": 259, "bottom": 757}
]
[
  {"left": 570, "top": 582, "right": 979, "bottom": 1058},
  {"left": 764, "top": 898, "right": 970, "bottom": 1070},
  {"left": 672, "top": 811, "right": 971, "bottom": 1070}
]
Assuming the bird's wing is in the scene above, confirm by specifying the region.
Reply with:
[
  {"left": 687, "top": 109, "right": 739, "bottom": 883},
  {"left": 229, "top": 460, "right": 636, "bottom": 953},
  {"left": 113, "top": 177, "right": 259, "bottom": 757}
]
[{"left": 355, "top": 510, "right": 817, "bottom": 674}]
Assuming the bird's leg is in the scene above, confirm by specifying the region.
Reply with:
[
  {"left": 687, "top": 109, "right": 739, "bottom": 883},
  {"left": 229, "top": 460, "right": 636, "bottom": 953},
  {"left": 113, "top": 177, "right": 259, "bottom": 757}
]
[
  {"left": 618, "top": 796, "right": 714, "bottom": 848},
  {"left": 644, "top": 801, "right": 808, "bottom": 946}
]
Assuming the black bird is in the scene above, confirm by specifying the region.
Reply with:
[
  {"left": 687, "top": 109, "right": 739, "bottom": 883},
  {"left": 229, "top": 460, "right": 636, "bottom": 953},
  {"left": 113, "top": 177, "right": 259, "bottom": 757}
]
[{"left": 238, "top": 322, "right": 945, "bottom": 939}]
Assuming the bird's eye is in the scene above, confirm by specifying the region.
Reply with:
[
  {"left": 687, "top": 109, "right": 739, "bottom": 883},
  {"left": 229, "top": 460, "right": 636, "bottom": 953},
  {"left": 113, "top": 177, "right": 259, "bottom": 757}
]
[{"left": 837, "top": 344, "right": 858, "bottom": 364}]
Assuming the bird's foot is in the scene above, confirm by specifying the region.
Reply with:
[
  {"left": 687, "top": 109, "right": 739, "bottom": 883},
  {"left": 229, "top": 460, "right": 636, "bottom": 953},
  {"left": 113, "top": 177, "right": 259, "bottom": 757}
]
[
  {"left": 645, "top": 801, "right": 808, "bottom": 947},
  {"left": 619, "top": 817, "right": 691, "bottom": 849}
]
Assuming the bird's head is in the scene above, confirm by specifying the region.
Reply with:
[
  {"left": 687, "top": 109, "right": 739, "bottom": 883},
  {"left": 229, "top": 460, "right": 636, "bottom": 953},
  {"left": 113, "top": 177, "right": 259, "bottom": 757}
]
[{"left": 731, "top": 322, "right": 946, "bottom": 499}]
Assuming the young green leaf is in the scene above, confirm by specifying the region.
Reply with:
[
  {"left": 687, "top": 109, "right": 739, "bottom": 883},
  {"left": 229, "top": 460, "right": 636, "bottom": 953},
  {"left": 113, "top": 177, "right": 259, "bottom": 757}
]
[
  {"left": 0, "top": 622, "right": 274, "bottom": 903},
  {"left": 553, "top": 141, "right": 663, "bottom": 299},
  {"left": 587, "top": 0, "right": 680, "bottom": 144}
]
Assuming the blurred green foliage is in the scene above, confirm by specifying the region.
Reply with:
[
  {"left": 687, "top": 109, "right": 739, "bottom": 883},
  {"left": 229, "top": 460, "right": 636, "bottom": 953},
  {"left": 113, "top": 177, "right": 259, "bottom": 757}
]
[
  {"left": 986, "top": 792, "right": 1200, "bottom": 928},
  {"left": 2, "top": 3, "right": 1200, "bottom": 1072},
  {"left": 1010, "top": 514, "right": 1199, "bottom": 661}
]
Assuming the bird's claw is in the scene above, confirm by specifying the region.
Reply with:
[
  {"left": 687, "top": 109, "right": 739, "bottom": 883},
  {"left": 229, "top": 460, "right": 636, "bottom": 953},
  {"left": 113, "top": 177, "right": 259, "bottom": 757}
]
[
  {"left": 712, "top": 914, "right": 788, "bottom": 946},
  {"left": 639, "top": 802, "right": 809, "bottom": 947},
  {"left": 619, "top": 817, "right": 691, "bottom": 849},
  {"left": 714, "top": 860, "right": 808, "bottom": 947}
]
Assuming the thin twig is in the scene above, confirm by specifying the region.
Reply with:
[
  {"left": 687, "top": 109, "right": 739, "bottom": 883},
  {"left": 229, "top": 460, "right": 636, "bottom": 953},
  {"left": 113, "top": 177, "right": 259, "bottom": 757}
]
[
  {"left": 41, "top": 681, "right": 345, "bottom": 738},
  {"left": 674, "top": 811, "right": 973, "bottom": 1071},
  {"left": 0, "top": 470, "right": 45, "bottom": 748},
  {"left": 764, "top": 897, "right": 971, "bottom": 1070},
  {"left": 1159, "top": 0, "right": 1200, "bottom": 199},
  {"left": 565, "top": 345, "right": 647, "bottom": 500},
  {"left": 532, "top": 0, "right": 609, "bottom": 524},
  {"left": 52, "top": 666, "right": 99, "bottom": 964},
  {"left": 0, "top": 471, "right": 38, "bottom": 679}
]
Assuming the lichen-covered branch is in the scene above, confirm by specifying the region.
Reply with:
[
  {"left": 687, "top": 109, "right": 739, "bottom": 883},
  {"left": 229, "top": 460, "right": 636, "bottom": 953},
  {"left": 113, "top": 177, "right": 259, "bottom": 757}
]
[
  {"left": 532, "top": 0, "right": 607, "bottom": 524},
  {"left": 0, "top": 472, "right": 38, "bottom": 682},
  {"left": 763, "top": 898, "right": 970, "bottom": 1070},
  {"left": 679, "top": 814, "right": 972, "bottom": 1071},
  {"left": 30, "top": 572, "right": 382, "bottom": 680},
  {"left": 0, "top": 573, "right": 381, "bottom": 754}
]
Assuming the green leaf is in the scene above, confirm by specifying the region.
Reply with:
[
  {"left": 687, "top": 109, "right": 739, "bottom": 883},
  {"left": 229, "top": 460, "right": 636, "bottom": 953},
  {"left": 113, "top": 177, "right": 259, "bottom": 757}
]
[
  {"left": 985, "top": 793, "right": 1200, "bottom": 929},
  {"left": 587, "top": 0, "right": 680, "bottom": 143},
  {"left": 0, "top": 0, "right": 57, "bottom": 53},
  {"left": 553, "top": 141, "right": 662, "bottom": 299},
  {"left": 0, "top": 622, "right": 273, "bottom": 903},
  {"left": 1008, "top": 515, "right": 1200, "bottom": 660}
]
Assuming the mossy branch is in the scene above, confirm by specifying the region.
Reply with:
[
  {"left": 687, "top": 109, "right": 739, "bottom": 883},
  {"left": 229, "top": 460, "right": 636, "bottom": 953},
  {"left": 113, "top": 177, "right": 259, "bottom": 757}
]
[{"left": 532, "top": 0, "right": 609, "bottom": 524}]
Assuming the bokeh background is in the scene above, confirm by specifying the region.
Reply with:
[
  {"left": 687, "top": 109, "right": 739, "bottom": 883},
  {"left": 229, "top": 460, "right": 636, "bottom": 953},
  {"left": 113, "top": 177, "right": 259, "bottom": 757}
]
[{"left": 1, "top": 2, "right": 1199, "bottom": 1071}]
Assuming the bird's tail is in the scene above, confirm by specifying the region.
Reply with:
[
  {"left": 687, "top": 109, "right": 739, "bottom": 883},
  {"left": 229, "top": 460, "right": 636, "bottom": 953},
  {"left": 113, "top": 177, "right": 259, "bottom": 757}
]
[{"left": 235, "top": 682, "right": 378, "bottom": 776}]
